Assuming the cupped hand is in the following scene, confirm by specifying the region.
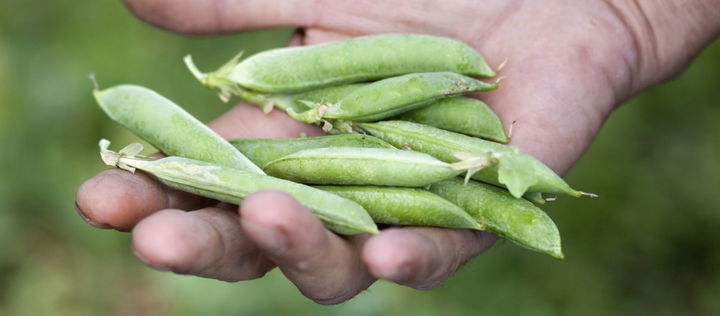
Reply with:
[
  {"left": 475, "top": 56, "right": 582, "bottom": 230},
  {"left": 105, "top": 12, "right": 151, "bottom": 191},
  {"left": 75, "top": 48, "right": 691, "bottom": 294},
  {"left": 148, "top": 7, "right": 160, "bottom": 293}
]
[{"left": 77, "top": 0, "right": 692, "bottom": 304}]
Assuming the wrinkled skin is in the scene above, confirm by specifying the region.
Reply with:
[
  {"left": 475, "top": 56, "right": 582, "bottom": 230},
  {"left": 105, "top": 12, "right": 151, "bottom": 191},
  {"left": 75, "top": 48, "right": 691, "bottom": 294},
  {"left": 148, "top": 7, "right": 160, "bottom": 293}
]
[{"left": 76, "top": 0, "right": 719, "bottom": 304}]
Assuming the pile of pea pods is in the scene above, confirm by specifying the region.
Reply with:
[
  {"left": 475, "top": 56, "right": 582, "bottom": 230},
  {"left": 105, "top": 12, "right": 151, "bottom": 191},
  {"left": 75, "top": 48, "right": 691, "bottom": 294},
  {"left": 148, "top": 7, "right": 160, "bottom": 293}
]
[{"left": 96, "top": 34, "right": 594, "bottom": 259}]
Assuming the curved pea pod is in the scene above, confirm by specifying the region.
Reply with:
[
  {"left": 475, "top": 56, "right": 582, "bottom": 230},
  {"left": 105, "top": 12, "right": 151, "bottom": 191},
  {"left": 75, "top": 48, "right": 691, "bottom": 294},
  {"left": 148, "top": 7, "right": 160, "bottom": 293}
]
[
  {"left": 229, "top": 134, "right": 395, "bottom": 167},
  {"left": 288, "top": 72, "right": 497, "bottom": 124},
  {"left": 185, "top": 33, "right": 496, "bottom": 96},
  {"left": 429, "top": 178, "right": 563, "bottom": 259},
  {"left": 263, "top": 147, "right": 486, "bottom": 187},
  {"left": 394, "top": 96, "right": 509, "bottom": 143},
  {"left": 316, "top": 186, "right": 483, "bottom": 230},
  {"left": 93, "top": 84, "right": 264, "bottom": 175},
  {"left": 357, "top": 120, "right": 592, "bottom": 198},
  {"left": 99, "top": 140, "right": 377, "bottom": 235}
]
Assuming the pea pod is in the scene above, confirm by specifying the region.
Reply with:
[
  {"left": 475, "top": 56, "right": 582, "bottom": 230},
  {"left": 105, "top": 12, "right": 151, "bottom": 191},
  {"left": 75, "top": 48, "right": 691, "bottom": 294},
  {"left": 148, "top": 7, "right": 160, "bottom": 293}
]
[
  {"left": 315, "top": 186, "right": 483, "bottom": 230},
  {"left": 394, "top": 96, "right": 509, "bottom": 143},
  {"left": 357, "top": 120, "right": 591, "bottom": 198},
  {"left": 429, "top": 178, "right": 563, "bottom": 259},
  {"left": 263, "top": 147, "right": 485, "bottom": 187},
  {"left": 93, "top": 84, "right": 264, "bottom": 174},
  {"left": 288, "top": 72, "right": 497, "bottom": 124},
  {"left": 229, "top": 134, "right": 394, "bottom": 167},
  {"left": 99, "top": 140, "right": 377, "bottom": 235},
  {"left": 185, "top": 33, "right": 496, "bottom": 96}
]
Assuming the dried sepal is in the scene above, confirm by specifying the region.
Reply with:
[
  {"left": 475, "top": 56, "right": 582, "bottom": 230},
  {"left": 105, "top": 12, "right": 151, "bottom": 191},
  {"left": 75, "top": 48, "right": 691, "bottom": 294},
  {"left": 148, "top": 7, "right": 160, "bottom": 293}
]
[
  {"left": 98, "top": 139, "right": 146, "bottom": 173},
  {"left": 449, "top": 151, "right": 496, "bottom": 183}
]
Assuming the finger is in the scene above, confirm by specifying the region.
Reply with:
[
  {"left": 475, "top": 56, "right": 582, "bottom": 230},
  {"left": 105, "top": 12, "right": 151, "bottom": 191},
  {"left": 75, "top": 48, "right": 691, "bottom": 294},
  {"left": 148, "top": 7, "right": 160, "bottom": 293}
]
[
  {"left": 75, "top": 169, "right": 210, "bottom": 231},
  {"left": 207, "top": 103, "right": 323, "bottom": 139},
  {"left": 132, "top": 207, "right": 274, "bottom": 282},
  {"left": 121, "top": 0, "right": 492, "bottom": 41},
  {"left": 363, "top": 227, "right": 496, "bottom": 290},
  {"left": 240, "top": 190, "right": 375, "bottom": 304},
  {"left": 122, "top": 0, "right": 313, "bottom": 34}
]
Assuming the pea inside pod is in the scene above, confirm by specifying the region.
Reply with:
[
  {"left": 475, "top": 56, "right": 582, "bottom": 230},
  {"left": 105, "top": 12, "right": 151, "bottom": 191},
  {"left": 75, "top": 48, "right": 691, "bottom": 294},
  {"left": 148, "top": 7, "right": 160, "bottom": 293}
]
[
  {"left": 185, "top": 33, "right": 496, "bottom": 96},
  {"left": 99, "top": 140, "right": 378, "bottom": 235},
  {"left": 315, "top": 185, "right": 483, "bottom": 230},
  {"left": 236, "top": 83, "right": 366, "bottom": 114},
  {"left": 357, "top": 120, "right": 591, "bottom": 198},
  {"left": 394, "top": 96, "right": 509, "bottom": 143},
  {"left": 263, "top": 147, "right": 488, "bottom": 187},
  {"left": 229, "top": 134, "right": 395, "bottom": 168},
  {"left": 288, "top": 72, "right": 497, "bottom": 124},
  {"left": 429, "top": 178, "right": 563, "bottom": 259},
  {"left": 93, "top": 84, "right": 264, "bottom": 175}
]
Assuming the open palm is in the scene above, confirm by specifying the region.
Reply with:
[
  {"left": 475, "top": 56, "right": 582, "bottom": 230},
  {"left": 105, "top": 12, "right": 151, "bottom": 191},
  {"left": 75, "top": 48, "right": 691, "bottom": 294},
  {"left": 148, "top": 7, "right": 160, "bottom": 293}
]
[{"left": 77, "top": 0, "right": 716, "bottom": 304}]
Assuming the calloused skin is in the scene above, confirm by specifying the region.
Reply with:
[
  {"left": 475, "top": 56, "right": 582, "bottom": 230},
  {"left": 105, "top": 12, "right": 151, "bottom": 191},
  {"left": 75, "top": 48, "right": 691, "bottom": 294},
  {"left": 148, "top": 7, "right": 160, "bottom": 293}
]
[{"left": 75, "top": 0, "right": 719, "bottom": 304}]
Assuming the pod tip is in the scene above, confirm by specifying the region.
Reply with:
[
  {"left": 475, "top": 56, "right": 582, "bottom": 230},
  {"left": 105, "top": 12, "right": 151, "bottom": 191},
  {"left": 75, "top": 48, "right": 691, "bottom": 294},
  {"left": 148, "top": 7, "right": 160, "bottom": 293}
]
[
  {"left": 496, "top": 57, "right": 509, "bottom": 73},
  {"left": 578, "top": 191, "right": 598, "bottom": 198},
  {"left": 88, "top": 73, "right": 100, "bottom": 91}
]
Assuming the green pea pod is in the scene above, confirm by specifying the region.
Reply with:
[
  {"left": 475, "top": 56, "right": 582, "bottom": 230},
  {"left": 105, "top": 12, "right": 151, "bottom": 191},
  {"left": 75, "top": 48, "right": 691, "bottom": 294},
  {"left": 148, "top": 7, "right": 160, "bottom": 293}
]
[
  {"left": 429, "top": 178, "right": 563, "bottom": 259},
  {"left": 288, "top": 72, "right": 497, "bottom": 124},
  {"left": 394, "top": 96, "right": 509, "bottom": 143},
  {"left": 229, "top": 134, "right": 394, "bottom": 168},
  {"left": 315, "top": 186, "right": 483, "bottom": 230},
  {"left": 99, "top": 140, "right": 377, "bottom": 235},
  {"left": 357, "top": 120, "right": 592, "bottom": 198},
  {"left": 186, "top": 33, "right": 495, "bottom": 96},
  {"left": 93, "top": 84, "right": 264, "bottom": 175},
  {"left": 263, "top": 147, "right": 487, "bottom": 187}
]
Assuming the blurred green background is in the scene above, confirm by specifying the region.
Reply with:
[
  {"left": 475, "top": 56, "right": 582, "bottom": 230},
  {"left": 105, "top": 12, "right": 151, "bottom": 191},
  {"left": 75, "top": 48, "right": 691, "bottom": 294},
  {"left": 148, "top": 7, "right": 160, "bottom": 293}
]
[{"left": 1, "top": 1, "right": 719, "bottom": 315}]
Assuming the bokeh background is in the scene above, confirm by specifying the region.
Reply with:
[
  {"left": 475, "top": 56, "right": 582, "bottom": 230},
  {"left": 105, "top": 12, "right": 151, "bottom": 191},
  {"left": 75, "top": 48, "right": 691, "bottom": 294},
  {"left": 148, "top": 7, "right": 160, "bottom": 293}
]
[{"left": 1, "top": 1, "right": 719, "bottom": 315}]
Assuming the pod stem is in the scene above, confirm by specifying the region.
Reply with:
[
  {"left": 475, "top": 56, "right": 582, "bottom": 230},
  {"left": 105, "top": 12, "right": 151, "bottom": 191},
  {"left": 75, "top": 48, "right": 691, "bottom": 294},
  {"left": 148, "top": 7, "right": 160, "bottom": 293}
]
[
  {"left": 183, "top": 55, "right": 208, "bottom": 83},
  {"left": 286, "top": 104, "right": 329, "bottom": 124},
  {"left": 184, "top": 53, "right": 246, "bottom": 102},
  {"left": 99, "top": 139, "right": 149, "bottom": 173}
]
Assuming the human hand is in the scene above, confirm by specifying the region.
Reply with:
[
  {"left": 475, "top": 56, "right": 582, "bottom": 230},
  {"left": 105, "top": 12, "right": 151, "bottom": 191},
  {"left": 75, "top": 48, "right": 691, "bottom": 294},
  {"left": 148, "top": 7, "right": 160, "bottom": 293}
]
[{"left": 76, "top": 0, "right": 720, "bottom": 304}]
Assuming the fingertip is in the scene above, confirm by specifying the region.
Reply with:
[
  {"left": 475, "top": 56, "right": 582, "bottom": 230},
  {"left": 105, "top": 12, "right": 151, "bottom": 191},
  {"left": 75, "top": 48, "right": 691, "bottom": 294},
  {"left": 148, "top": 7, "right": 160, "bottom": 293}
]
[
  {"left": 241, "top": 190, "right": 318, "bottom": 229},
  {"left": 76, "top": 169, "right": 167, "bottom": 231},
  {"left": 131, "top": 209, "right": 222, "bottom": 273},
  {"left": 240, "top": 190, "right": 327, "bottom": 256},
  {"left": 242, "top": 191, "right": 374, "bottom": 302},
  {"left": 362, "top": 229, "right": 429, "bottom": 282}
]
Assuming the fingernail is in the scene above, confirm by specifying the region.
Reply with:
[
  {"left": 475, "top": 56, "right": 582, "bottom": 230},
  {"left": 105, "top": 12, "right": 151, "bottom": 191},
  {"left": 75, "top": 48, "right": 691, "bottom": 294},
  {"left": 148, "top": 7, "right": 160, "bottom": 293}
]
[
  {"left": 243, "top": 220, "right": 288, "bottom": 256},
  {"left": 75, "top": 201, "right": 111, "bottom": 229}
]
